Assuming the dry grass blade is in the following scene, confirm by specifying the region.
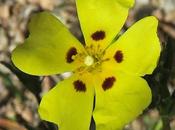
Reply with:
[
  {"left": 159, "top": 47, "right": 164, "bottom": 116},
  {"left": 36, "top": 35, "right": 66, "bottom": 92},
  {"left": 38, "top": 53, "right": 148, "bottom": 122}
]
[{"left": 0, "top": 119, "right": 27, "bottom": 130}]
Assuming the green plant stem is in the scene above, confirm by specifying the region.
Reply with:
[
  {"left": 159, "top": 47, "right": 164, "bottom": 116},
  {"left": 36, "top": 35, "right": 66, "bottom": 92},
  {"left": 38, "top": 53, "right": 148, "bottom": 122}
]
[{"left": 162, "top": 117, "right": 170, "bottom": 130}]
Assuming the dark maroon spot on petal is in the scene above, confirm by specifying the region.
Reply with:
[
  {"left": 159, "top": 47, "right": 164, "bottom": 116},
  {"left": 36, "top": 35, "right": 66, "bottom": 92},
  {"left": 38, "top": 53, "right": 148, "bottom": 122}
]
[
  {"left": 91, "top": 31, "right": 105, "bottom": 41},
  {"left": 102, "top": 77, "right": 116, "bottom": 91},
  {"left": 114, "top": 50, "right": 123, "bottom": 63},
  {"left": 66, "top": 47, "right": 77, "bottom": 63},
  {"left": 73, "top": 80, "right": 86, "bottom": 92}
]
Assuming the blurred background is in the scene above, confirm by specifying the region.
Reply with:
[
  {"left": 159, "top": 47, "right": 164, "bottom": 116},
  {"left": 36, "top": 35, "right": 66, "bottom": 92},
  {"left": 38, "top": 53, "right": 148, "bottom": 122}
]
[{"left": 0, "top": 0, "right": 175, "bottom": 130}]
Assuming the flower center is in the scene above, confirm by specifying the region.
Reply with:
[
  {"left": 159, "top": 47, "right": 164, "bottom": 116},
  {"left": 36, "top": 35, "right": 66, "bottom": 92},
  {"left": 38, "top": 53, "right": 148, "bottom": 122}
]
[
  {"left": 84, "top": 55, "right": 94, "bottom": 66},
  {"left": 73, "top": 45, "right": 108, "bottom": 74}
]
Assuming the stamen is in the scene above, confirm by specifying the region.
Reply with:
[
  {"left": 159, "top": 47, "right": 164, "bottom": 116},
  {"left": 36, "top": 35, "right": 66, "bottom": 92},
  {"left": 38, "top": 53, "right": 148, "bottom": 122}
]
[{"left": 102, "top": 77, "right": 116, "bottom": 91}]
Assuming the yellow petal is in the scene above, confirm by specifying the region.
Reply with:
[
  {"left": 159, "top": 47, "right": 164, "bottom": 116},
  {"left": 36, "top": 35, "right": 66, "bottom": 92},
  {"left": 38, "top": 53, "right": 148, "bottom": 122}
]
[
  {"left": 93, "top": 69, "right": 151, "bottom": 130},
  {"left": 116, "top": 0, "right": 135, "bottom": 8},
  {"left": 103, "top": 16, "right": 161, "bottom": 76},
  {"left": 39, "top": 72, "right": 94, "bottom": 130},
  {"left": 12, "top": 11, "right": 85, "bottom": 76},
  {"left": 76, "top": 0, "right": 134, "bottom": 49}
]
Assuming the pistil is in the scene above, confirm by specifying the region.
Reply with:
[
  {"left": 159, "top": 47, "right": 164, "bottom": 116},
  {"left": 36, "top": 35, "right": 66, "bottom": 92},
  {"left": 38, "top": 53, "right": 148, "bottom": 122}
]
[{"left": 84, "top": 55, "right": 94, "bottom": 66}]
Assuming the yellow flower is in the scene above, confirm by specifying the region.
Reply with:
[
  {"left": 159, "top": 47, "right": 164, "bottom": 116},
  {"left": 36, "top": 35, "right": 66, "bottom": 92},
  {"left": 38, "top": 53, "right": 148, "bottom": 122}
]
[{"left": 11, "top": 0, "right": 161, "bottom": 130}]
